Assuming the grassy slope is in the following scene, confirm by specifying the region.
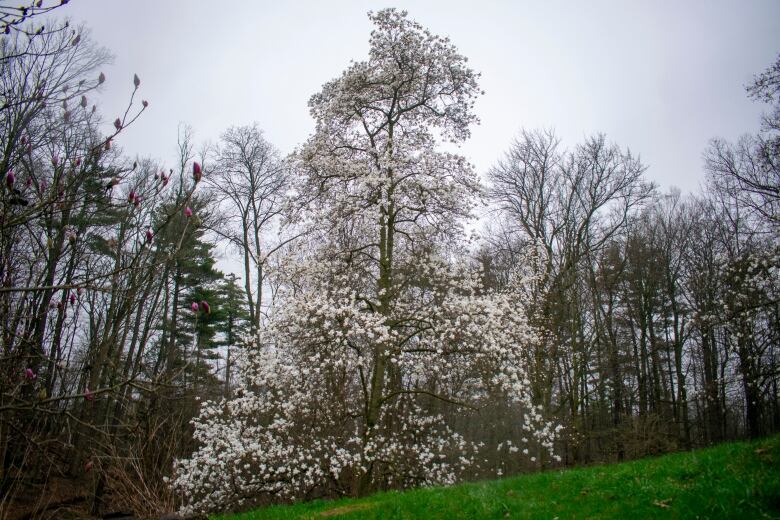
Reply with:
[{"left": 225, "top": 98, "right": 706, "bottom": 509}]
[{"left": 215, "top": 435, "right": 780, "bottom": 519}]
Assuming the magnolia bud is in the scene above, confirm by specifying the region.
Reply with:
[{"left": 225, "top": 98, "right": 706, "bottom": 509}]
[
  {"left": 200, "top": 300, "right": 211, "bottom": 314},
  {"left": 191, "top": 302, "right": 199, "bottom": 312},
  {"left": 98, "top": 72, "right": 105, "bottom": 84},
  {"left": 142, "top": 100, "right": 149, "bottom": 108},
  {"left": 25, "top": 368, "right": 36, "bottom": 380},
  {"left": 5, "top": 170, "right": 14, "bottom": 188},
  {"left": 114, "top": 118, "right": 122, "bottom": 131},
  {"left": 133, "top": 73, "right": 140, "bottom": 88},
  {"left": 146, "top": 229, "right": 153, "bottom": 243},
  {"left": 80, "top": 95, "right": 87, "bottom": 108},
  {"left": 192, "top": 162, "right": 202, "bottom": 183},
  {"left": 128, "top": 191, "right": 135, "bottom": 203},
  {"left": 184, "top": 207, "right": 193, "bottom": 217}
]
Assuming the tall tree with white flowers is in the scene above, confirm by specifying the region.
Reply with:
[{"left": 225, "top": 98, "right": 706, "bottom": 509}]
[{"left": 171, "top": 9, "right": 559, "bottom": 514}]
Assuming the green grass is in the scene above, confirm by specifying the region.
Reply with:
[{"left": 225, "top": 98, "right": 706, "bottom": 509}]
[{"left": 214, "top": 435, "right": 780, "bottom": 519}]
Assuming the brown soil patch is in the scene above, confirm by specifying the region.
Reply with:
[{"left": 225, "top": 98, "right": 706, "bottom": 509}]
[{"left": 319, "top": 502, "right": 375, "bottom": 517}]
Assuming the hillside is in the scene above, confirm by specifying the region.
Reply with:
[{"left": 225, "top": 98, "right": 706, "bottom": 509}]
[{"left": 215, "top": 435, "right": 780, "bottom": 519}]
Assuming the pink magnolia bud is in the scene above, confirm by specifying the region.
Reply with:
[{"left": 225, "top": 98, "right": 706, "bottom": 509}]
[
  {"left": 133, "top": 74, "right": 140, "bottom": 88},
  {"left": 162, "top": 175, "right": 169, "bottom": 187},
  {"left": 74, "top": 157, "right": 81, "bottom": 167},
  {"left": 5, "top": 170, "right": 14, "bottom": 188},
  {"left": 113, "top": 118, "right": 122, "bottom": 131},
  {"left": 84, "top": 388, "right": 95, "bottom": 401},
  {"left": 52, "top": 156, "right": 59, "bottom": 167},
  {"left": 184, "top": 207, "right": 193, "bottom": 218},
  {"left": 192, "top": 162, "right": 202, "bottom": 183},
  {"left": 191, "top": 302, "right": 199, "bottom": 312},
  {"left": 146, "top": 229, "right": 153, "bottom": 243},
  {"left": 80, "top": 95, "right": 87, "bottom": 108},
  {"left": 98, "top": 72, "right": 105, "bottom": 84},
  {"left": 142, "top": 100, "right": 149, "bottom": 108},
  {"left": 128, "top": 190, "right": 136, "bottom": 203},
  {"left": 77, "top": 287, "right": 84, "bottom": 296},
  {"left": 25, "top": 368, "right": 36, "bottom": 380},
  {"left": 84, "top": 460, "right": 93, "bottom": 472},
  {"left": 20, "top": 135, "right": 26, "bottom": 145},
  {"left": 69, "top": 293, "right": 76, "bottom": 306},
  {"left": 200, "top": 300, "right": 211, "bottom": 314},
  {"left": 133, "top": 196, "right": 141, "bottom": 207}
]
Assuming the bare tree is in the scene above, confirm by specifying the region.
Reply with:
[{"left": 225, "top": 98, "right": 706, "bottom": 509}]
[
  {"left": 487, "top": 128, "right": 653, "bottom": 462},
  {"left": 207, "top": 124, "right": 289, "bottom": 330},
  {"left": 705, "top": 53, "right": 780, "bottom": 227}
]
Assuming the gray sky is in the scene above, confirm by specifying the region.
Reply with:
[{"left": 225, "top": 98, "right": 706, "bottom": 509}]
[{"left": 64, "top": 0, "right": 779, "bottom": 194}]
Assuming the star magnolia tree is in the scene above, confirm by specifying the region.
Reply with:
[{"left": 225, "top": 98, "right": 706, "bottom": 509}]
[{"left": 171, "top": 9, "right": 560, "bottom": 514}]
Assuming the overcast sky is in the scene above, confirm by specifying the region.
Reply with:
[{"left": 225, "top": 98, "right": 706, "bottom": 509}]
[{"left": 63, "top": 0, "right": 779, "bottom": 195}]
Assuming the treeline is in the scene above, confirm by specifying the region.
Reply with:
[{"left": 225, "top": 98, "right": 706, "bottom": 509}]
[
  {"left": 484, "top": 126, "right": 778, "bottom": 463},
  {"left": 0, "top": 3, "right": 777, "bottom": 518}
]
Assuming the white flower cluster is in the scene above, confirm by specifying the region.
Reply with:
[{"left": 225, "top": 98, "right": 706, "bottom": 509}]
[{"left": 170, "top": 254, "right": 560, "bottom": 514}]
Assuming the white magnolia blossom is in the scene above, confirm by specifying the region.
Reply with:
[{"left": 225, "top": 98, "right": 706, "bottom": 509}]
[
  {"left": 171, "top": 9, "right": 560, "bottom": 515},
  {"left": 171, "top": 258, "right": 559, "bottom": 514}
]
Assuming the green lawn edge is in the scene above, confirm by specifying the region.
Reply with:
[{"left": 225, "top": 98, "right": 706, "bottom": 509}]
[{"left": 213, "top": 435, "right": 780, "bottom": 519}]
